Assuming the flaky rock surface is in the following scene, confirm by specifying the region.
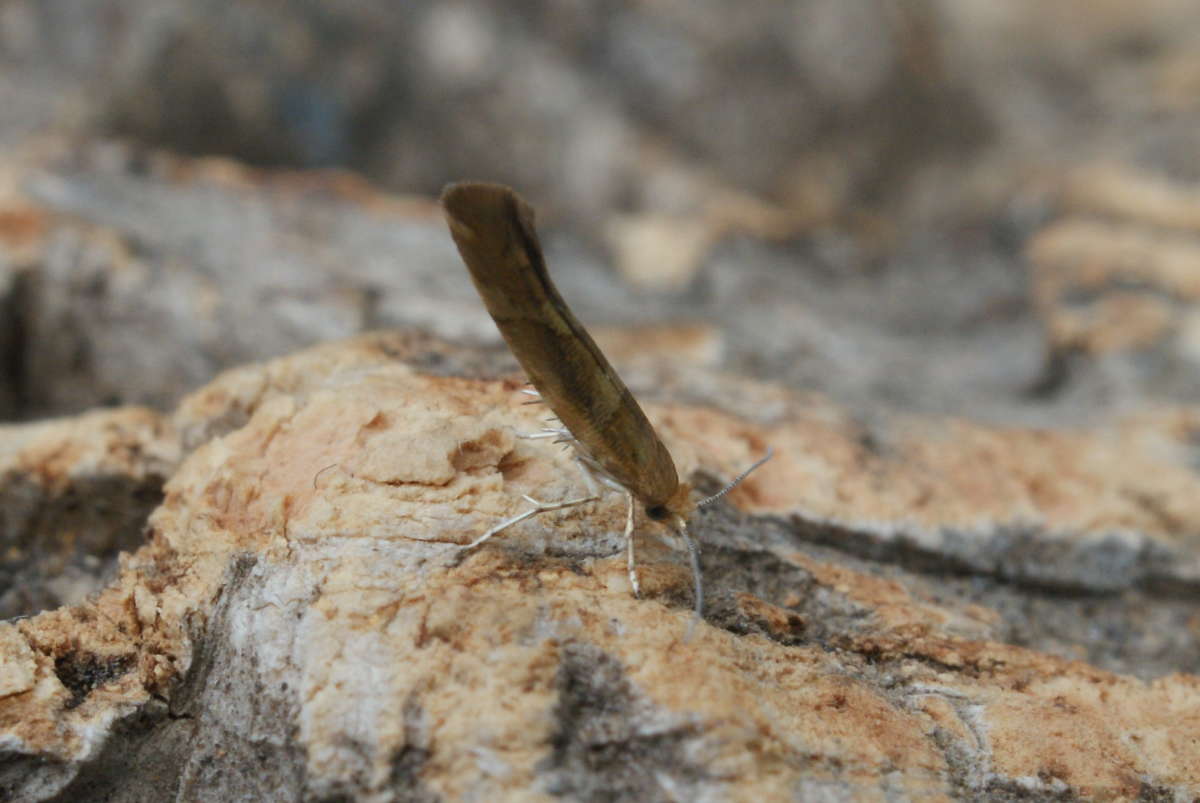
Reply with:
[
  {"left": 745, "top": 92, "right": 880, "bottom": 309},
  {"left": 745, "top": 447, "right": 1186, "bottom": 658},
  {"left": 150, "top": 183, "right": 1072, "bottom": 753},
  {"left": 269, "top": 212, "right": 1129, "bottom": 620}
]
[
  {"left": 5, "top": 4, "right": 1200, "bottom": 797},
  {"left": 1, "top": 332, "right": 1198, "bottom": 801},
  {"left": 3, "top": 146, "right": 1200, "bottom": 801}
]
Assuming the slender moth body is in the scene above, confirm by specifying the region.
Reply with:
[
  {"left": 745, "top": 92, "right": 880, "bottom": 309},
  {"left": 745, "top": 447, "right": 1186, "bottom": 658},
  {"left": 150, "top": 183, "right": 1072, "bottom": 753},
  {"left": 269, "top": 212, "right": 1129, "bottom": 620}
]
[{"left": 442, "top": 181, "right": 769, "bottom": 618}]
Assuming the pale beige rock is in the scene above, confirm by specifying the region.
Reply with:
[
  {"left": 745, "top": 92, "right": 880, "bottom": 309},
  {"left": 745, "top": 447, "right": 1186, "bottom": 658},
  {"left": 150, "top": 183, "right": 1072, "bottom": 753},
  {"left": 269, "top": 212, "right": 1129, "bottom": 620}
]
[
  {"left": 604, "top": 158, "right": 810, "bottom": 292},
  {"left": 607, "top": 213, "right": 716, "bottom": 291},
  {"left": 1, "top": 333, "right": 1198, "bottom": 800},
  {"left": 7, "top": 4, "right": 1200, "bottom": 798},
  {"left": 0, "top": 406, "right": 180, "bottom": 617},
  {"left": 0, "top": 624, "right": 35, "bottom": 698},
  {"left": 591, "top": 322, "right": 724, "bottom": 373},
  {"left": 1029, "top": 218, "right": 1200, "bottom": 353},
  {"left": 1062, "top": 164, "right": 1200, "bottom": 233},
  {"left": 1024, "top": 164, "right": 1200, "bottom": 413}
]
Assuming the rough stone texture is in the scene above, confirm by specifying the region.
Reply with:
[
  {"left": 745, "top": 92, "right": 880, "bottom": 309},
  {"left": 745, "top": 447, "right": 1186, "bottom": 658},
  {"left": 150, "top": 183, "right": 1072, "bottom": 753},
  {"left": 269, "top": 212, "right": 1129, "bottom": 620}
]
[
  {"left": 1028, "top": 163, "right": 1200, "bottom": 406},
  {"left": 0, "top": 407, "right": 178, "bottom": 618},
  {"left": 0, "top": 332, "right": 1198, "bottom": 801},
  {"left": 3, "top": 2, "right": 1200, "bottom": 801}
]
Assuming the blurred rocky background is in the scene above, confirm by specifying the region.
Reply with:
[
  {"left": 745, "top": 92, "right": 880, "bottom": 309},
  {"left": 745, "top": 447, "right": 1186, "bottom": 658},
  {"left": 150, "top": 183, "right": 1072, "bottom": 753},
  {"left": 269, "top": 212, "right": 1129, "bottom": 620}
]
[{"left": 4, "top": 0, "right": 1200, "bottom": 425}]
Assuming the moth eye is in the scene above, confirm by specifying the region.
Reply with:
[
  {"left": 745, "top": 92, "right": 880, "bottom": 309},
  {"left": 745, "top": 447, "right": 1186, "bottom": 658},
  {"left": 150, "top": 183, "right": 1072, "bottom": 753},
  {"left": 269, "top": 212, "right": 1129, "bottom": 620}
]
[{"left": 645, "top": 505, "right": 670, "bottom": 521}]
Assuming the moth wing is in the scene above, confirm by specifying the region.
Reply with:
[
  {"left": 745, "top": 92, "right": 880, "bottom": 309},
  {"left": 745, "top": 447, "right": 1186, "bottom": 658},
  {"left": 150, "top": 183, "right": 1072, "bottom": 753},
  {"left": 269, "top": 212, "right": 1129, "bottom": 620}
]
[{"left": 442, "top": 182, "right": 680, "bottom": 509}]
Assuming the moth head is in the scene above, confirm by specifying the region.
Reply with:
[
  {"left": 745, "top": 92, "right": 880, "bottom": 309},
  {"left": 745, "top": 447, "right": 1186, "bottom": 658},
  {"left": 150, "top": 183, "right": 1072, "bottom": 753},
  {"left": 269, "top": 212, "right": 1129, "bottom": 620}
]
[{"left": 644, "top": 482, "right": 695, "bottom": 523}]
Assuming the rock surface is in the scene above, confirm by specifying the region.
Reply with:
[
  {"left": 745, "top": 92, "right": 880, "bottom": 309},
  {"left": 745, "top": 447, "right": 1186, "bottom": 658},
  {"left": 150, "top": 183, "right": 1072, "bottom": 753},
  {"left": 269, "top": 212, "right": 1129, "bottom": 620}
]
[
  {"left": 3, "top": 2, "right": 1200, "bottom": 800},
  {"left": 1, "top": 330, "right": 1198, "bottom": 801}
]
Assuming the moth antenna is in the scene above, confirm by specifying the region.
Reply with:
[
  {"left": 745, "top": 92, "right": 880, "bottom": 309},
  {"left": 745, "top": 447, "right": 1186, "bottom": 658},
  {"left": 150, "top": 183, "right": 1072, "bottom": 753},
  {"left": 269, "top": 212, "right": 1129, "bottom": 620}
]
[
  {"left": 674, "top": 515, "right": 704, "bottom": 627},
  {"left": 696, "top": 447, "right": 774, "bottom": 508}
]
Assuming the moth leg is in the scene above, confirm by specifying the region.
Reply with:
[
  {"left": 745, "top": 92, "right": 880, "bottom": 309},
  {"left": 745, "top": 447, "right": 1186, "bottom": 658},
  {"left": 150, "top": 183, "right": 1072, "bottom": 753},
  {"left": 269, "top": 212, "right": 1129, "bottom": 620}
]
[
  {"left": 459, "top": 458, "right": 600, "bottom": 552},
  {"left": 517, "top": 429, "right": 568, "bottom": 440},
  {"left": 460, "top": 493, "right": 595, "bottom": 551},
  {"left": 460, "top": 505, "right": 541, "bottom": 551},
  {"left": 623, "top": 491, "right": 639, "bottom": 598}
]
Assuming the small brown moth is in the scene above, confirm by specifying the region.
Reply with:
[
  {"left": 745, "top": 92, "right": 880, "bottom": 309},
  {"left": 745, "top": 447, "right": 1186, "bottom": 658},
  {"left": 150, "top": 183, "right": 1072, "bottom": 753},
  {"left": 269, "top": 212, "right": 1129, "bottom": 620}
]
[{"left": 441, "top": 181, "right": 770, "bottom": 618}]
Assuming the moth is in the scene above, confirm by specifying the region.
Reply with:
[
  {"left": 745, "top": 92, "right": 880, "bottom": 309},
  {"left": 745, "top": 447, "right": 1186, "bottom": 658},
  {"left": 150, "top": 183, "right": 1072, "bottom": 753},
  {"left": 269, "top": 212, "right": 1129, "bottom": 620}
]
[{"left": 441, "top": 182, "right": 770, "bottom": 617}]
